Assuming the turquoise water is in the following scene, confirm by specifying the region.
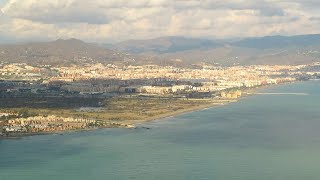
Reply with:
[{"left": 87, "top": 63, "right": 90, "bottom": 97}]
[{"left": 1, "top": 81, "right": 320, "bottom": 180}]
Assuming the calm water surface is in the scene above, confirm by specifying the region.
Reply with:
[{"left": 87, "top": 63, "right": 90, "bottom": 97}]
[{"left": 1, "top": 81, "right": 320, "bottom": 180}]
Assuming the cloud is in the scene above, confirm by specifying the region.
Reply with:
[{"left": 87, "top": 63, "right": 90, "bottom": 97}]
[
  {"left": 1, "top": 0, "right": 111, "bottom": 24},
  {"left": 0, "top": 0, "right": 319, "bottom": 42},
  {"left": 1, "top": 0, "right": 173, "bottom": 24},
  {"left": 310, "top": 17, "right": 320, "bottom": 22}
]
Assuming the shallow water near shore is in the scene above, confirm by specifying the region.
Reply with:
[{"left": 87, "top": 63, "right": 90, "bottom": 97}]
[{"left": 1, "top": 81, "right": 320, "bottom": 180}]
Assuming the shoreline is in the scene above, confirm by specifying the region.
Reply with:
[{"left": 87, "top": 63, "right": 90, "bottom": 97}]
[
  {"left": 0, "top": 81, "right": 301, "bottom": 139},
  {"left": 130, "top": 80, "right": 302, "bottom": 125},
  {"left": 0, "top": 99, "right": 238, "bottom": 139},
  {"left": 132, "top": 99, "right": 238, "bottom": 125}
]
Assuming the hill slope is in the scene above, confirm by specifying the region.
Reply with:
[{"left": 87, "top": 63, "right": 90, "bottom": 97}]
[{"left": 0, "top": 39, "right": 143, "bottom": 66}]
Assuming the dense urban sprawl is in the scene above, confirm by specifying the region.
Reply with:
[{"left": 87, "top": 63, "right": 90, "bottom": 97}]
[{"left": 1, "top": 61, "right": 320, "bottom": 136}]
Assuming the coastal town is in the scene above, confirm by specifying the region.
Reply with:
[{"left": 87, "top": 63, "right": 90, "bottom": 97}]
[{"left": 1, "top": 61, "right": 320, "bottom": 137}]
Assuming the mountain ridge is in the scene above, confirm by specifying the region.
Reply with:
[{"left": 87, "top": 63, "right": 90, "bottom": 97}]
[
  {"left": 1, "top": 34, "right": 320, "bottom": 66},
  {"left": 112, "top": 34, "right": 320, "bottom": 65}
]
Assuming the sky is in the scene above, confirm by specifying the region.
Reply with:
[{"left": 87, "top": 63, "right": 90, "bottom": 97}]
[{"left": 0, "top": 0, "right": 320, "bottom": 43}]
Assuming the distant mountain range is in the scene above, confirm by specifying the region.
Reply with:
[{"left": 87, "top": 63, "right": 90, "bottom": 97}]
[
  {"left": 112, "top": 34, "right": 320, "bottom": 66},
  {"left": 113, "top": 36, "right": 221, "bottom": 54},
  {"left": 1, "top": 34, "right": 320, "bottom": 66},
  {"left": 233, "top": 34, "right": 320, "bottom": 49}
]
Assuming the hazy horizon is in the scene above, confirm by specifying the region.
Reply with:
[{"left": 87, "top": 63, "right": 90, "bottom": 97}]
[{"left": 0, "top": 33, "right": 320, "bottom": 45}]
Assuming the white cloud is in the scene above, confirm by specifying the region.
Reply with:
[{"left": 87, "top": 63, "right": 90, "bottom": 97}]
[{"left": 0, "top": 0, "right": 319, "bottom": 42}]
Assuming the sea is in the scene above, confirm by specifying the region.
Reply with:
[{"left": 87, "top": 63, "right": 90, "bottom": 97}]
[{"left": 1, "top": 80, "right": 320, "bottom": 180}]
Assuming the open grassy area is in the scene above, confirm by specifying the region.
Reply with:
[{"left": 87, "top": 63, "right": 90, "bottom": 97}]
[
  {"left": 0, "top": 97, "right": 103, "bottom": 108},
  {"left": 0, "top": 96, "right": 235, "bottom": 124}
]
